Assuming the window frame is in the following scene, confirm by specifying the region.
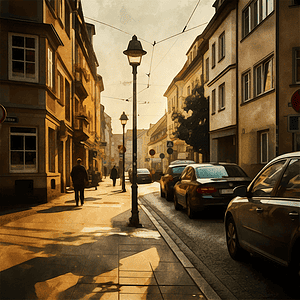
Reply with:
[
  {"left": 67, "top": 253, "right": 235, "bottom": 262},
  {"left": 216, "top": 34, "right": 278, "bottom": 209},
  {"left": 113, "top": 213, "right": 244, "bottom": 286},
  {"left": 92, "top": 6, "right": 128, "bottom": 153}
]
[
  {"left": 212, "top": 43, "right": 216, "bottom": 68},
  {"left": 254, "top": 56, "right": 274, "bottom": 97},
  {"left": 8, "top": 33, "right": 39, "bottom": 83},
  {"left": 242, "top": 71, "right": 251, "bottom": 102},
  {"left": 293, "top": 47, "right": 300, "bottom": 84},
  {"left": 205, "top": 57, "right": 209, "bottom": 82},
  {"left": 260, "top": 131, "right": 269, "bottom": 164},
  {"left": 218, "top": 83, "right": 225, "bottom": 110},
  {"left": 212, "top": 89, "right": 216, "bottom": 114},
  {"left": 218, "top": 32, "right": 225, "bottom": 61},
  {"left": 57, "top": 71, "right": 64, "bottom": 105},
  {"left": 243, "top": 5, "right": 251, "bottom": 37},
  {"left": 47, "top": 47, "right": 54, "bottom": 89},
  {"left": 9, "top": 127, "right": 38, "bottom": 173}
]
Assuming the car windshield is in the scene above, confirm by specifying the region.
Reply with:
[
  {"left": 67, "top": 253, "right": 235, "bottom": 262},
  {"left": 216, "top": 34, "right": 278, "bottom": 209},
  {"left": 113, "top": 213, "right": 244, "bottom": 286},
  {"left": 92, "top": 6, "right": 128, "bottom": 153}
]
[
  {"left": 196, "top": 165, "right": 247, "bottom": 179},
  {"left": 171, "top": 166, "right": 186, "bottom": 175},
  {"left": 137, "top": 169, "right": 150, "bottom": 174}
]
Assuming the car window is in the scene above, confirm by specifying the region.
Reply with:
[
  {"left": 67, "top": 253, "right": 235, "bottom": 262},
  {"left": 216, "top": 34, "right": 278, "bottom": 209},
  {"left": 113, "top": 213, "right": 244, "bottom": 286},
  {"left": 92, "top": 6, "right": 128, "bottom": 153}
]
[
  {"left": 251, "top": 160, "right": 286, "bottom": 197},
  {"left": 196, "top": 166, "right": 228, "bottom": 179},
  {"left": 224, "top": 165, "right": 248, "bottom": 177},
  {"left": 171, "top": 166, "right": 186, "bottom": 175},
  {"left": 137, "top": 169, "right": 150, "bottom": 174},
  {"left": 181, "top": 167, "right": 192, "bottom": 180},
  {"left": 277, "top": 158, "right": 300, "bottom": 198}
]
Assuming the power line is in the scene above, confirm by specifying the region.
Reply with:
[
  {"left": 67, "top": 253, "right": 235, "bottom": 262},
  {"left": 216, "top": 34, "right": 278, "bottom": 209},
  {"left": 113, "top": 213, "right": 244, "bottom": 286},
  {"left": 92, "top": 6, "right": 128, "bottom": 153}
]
[
  {"left": 84, "top": 17, "right": 153, "bottom": 45},
  {"left": 182, "top": 0, "right": 201, "bottom": 32}
]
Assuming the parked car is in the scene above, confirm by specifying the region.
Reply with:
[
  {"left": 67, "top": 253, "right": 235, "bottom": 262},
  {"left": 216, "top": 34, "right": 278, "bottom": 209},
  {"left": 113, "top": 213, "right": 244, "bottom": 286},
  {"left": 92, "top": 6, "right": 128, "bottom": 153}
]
[
  {"left": 160, "top": 162, "right": 195, "bottom": 201},
  {"left": 225, "top": 151, "right": 300, "bottom": 277},
  {"left": 135, "top": 168, "right": 152, "bottom": 184},
  {"left": 173, "top": 163, "right": 251, "bottom": 218}
]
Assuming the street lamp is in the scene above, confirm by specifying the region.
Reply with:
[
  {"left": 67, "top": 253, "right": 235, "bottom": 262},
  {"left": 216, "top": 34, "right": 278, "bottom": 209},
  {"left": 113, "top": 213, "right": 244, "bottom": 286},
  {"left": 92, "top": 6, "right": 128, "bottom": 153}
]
[
  {"left": 120, "top": 111, "right": 128, "bottom": 193},
  {"left": 123, "top": 35, "right": 147, "bottom": 227}
]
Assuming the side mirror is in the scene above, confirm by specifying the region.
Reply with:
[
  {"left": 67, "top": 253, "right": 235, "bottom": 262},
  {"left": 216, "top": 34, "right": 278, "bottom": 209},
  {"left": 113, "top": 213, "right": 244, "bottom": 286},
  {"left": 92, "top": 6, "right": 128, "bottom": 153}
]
[{"left": 233, "top": 185, "right": 249, "bottom": 197}]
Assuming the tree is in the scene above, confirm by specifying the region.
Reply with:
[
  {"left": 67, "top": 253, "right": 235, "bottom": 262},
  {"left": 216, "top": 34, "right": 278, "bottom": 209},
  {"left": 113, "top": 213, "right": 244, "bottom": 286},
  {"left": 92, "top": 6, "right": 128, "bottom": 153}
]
[{"left": 172, "top": 85, "right": 209, "bottom": 162}]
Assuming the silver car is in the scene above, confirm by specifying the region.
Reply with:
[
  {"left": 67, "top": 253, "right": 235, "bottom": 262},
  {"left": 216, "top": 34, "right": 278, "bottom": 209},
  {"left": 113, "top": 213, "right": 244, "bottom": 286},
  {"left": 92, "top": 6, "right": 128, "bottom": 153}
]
[{"left": 225, "top": 151, "right": 300, "bottom": 277}]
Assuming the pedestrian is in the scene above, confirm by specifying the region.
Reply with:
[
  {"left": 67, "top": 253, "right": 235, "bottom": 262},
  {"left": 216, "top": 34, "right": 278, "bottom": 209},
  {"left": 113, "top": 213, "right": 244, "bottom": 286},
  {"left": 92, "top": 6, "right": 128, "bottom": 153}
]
[
  {"left": 104, "top": 166, "right": 107, "bottom": 178},
  {"left": 71, "top": 158, "right": 88, "bottom": 206},
  {"left": 110, "top": 165, "right": 118, "bottom": 186}
]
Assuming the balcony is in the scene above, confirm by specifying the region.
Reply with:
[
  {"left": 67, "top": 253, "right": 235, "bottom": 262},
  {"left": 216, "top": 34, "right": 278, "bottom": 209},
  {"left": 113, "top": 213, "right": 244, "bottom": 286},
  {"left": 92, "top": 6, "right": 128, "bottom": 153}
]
[
  {"left": 74, "top": 113, "right": 90, "bottom": 142},
  {"left": 75, "top": 66, "right": 89, "bottom": 100}
]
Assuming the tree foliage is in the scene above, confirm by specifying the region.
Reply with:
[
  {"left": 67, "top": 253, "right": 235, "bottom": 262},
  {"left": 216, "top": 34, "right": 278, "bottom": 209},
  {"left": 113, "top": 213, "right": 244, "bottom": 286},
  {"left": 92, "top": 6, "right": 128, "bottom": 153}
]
[{"left": 172, "top": 85, "right": 209, "bottom": 161}]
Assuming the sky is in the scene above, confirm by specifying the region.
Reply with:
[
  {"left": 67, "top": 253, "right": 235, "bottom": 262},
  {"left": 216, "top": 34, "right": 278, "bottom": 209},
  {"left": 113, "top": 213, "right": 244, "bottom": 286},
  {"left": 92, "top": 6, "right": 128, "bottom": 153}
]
[{"left": 81, "top": 0, "right": 215, "bottom": 134}]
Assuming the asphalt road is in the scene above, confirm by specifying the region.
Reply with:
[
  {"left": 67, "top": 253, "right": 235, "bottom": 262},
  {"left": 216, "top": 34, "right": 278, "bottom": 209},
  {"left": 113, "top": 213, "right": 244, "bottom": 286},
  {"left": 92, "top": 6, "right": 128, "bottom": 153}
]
[{"left": 139, "top": 182, "right": 300, "bottom": 300}]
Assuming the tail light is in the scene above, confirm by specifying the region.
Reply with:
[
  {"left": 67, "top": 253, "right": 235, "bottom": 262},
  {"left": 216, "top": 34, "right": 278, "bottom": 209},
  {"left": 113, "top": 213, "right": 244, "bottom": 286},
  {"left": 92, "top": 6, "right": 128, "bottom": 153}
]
[{"left": 197, "top": 187, "right": 217, "bottom": 194}]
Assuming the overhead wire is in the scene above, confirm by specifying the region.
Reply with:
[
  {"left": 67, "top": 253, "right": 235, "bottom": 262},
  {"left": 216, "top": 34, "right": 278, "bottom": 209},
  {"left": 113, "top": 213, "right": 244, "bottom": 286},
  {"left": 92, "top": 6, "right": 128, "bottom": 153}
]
[{"left": 182, "top": 0, "right": 201, "bottom": 32}]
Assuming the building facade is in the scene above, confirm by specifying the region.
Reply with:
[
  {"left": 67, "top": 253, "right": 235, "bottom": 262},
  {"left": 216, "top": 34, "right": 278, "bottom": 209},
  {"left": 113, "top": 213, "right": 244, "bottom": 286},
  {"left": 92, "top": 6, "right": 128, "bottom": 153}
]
[{"left": 0, "top": 0, "right": 104, "bottom": 205}]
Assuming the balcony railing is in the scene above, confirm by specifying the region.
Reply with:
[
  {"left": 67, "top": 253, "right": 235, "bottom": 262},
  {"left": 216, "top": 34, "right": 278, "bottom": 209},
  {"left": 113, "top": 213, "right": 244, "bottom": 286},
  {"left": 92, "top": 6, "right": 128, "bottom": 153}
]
[{"left": 75, "top": 66, "right": 89, "bottom": 100}]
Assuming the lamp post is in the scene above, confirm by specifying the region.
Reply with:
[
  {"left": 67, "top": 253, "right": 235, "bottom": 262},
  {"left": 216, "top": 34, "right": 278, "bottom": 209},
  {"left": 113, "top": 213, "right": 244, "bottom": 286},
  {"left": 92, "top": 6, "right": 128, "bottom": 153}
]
[
  {"left": 123, "top": 35, "right": 147, "bottom": 227},
  {"left": 120, "top": 111, "right": 128, "bottom": 192}
]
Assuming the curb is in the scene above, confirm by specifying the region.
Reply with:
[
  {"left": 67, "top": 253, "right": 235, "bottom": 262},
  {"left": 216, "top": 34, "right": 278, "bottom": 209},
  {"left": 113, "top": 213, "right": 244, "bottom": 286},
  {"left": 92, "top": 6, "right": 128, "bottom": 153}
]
[{"left": 140, "top": 202, "right": 222, "bottom": 300}]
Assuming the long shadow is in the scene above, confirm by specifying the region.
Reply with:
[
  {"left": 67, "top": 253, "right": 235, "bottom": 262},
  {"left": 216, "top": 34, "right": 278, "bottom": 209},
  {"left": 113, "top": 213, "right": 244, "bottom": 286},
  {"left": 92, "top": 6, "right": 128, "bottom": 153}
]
[{"left": 0, "top": 205, "right": 184, "bottom": 299}]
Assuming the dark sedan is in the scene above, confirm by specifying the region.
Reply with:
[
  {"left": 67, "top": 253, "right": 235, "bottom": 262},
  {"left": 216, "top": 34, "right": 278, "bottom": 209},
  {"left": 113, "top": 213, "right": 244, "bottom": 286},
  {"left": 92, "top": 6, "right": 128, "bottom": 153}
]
[
  {"left": 225, "top": 151, "right": 300, "bottom": 277},
  {"left": 136, "top": 168, "right": 152, "bottom": 184},
  {"left": 160, "top": 163, "right": 194, "bottom": 201},
  {"left": 173, "top": 163, "right": 251, "bottom": 218}
]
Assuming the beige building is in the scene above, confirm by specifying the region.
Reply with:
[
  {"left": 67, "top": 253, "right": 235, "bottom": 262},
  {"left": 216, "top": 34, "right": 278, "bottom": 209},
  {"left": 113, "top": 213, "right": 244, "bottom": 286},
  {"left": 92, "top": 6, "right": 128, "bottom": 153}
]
[
  {"left": 164, "top": 35, "right": 205, "bottom": 163},
  {"left": 147, "top": 114, "right": 168, "bottom": 174},
  {"left": 0, "top": 0, "right": 104, "bottom": 204}
]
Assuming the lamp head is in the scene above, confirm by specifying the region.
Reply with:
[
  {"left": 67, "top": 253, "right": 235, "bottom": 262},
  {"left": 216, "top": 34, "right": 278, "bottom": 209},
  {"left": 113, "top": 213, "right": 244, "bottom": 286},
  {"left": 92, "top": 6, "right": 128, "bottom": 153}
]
[
  {"left": 120, "top": 111, "right": 128, "bottom": 126},
  {"left": 123, "top": 35, "right": 147, "bottom": 66}
]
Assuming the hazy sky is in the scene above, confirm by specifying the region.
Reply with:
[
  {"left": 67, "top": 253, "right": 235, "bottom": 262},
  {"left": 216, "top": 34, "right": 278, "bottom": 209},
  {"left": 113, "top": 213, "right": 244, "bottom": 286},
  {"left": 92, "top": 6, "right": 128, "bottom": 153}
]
[{"left": 81, "top": 0, "right": 215, "bottom": 134}]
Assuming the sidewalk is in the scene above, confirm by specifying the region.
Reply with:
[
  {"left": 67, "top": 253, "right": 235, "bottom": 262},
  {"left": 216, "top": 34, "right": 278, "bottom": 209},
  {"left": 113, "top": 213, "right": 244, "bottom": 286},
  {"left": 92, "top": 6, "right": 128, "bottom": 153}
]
[{"left": 0, "top": 178, "right": 207, "bottom": 300}]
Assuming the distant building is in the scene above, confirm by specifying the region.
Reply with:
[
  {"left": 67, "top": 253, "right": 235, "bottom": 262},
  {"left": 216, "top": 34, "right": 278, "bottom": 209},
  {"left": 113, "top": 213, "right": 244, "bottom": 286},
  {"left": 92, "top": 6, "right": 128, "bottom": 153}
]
[{"left": 0, "top": 0, "right": 104, "bottom": 204}]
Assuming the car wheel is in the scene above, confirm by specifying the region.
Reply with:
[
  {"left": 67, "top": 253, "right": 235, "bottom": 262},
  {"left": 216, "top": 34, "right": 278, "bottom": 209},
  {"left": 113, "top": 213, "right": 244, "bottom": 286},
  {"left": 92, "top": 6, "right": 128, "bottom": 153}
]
[
  {"left": 187, "top": 196, "right": 195, "bottom": 219},
  {"left": 226, "top": 216, "right": 247, "bottom": 260},
  {"left": 160, "top": 184, "right": 165, "bottom": 198},
  {"left": 174, "top": 193, "right": 182, "bottom": 210}
]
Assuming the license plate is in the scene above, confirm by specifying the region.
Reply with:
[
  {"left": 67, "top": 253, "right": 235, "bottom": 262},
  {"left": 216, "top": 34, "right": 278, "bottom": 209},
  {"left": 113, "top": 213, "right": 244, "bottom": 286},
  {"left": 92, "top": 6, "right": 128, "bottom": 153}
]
[{"left": 220, "top": 189, "right": 233, "bottom": 194}]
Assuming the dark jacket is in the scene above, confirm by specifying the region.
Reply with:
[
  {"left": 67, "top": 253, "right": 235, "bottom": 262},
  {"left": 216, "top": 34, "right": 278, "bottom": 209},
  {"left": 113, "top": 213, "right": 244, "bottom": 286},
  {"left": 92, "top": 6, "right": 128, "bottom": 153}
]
[
  {"left": 71, "top": 164, "right": 88, "bottom": 188},
  {"left": 110, "top": 167, "right": 118, "bottom": 179}
]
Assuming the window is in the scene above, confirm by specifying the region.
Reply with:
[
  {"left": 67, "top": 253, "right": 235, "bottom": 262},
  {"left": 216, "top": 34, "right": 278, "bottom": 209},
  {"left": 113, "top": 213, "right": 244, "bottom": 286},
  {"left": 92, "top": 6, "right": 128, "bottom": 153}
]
[
  {"left": 243, "top": 6, "right": 251, "bottom": 37},
  {"left": 57, "top": 72, "right": 64, "bottom": 105},
  {"left": 212, "top": 43, "right": 216, "bottom": 68},
  {"left": 242, "top": 0, "right": 274, "bottom": 37},
  {"left": 65, "top": 1, "right": 71, "bottom": 36},
  {"left": 205, "top": 58, "right": 209, "bottom": 82},
  {"left": 47, "top": 47, "right": 54, "bottom": 89},
  {"left": 253, "top": 0, "right": 259, "bottom": 27},
  {"left": 219, "top": 32, "right": 225, "bottom": 61},
  {"left": 10, "top": 127, "right": 37, "bottom": 173},
  {"left": 9, "top": 33, "right": 38, "bottom": 83},
  {"left": 254, "top": 57, "right": 273, "bottom": 96},
  {"left": 260, "top": 131, "right": 269, "bottom": 163},
  {"left": 187, "top": 86, "right": 191, "bottom": 96},
  {"left": 293, "top": 48, "right": 300, "bottom": 84},
  {"left": 65, "top": 79, "right": 70, "bottom": 121},
  {"left": 219, "top": 83, "right": 225, "bottom": 110},
  {"left": 242, "top": 71, "right": 251, "bottom": 102},
  {"left": 251, "top": 160, "right": 286, "bottom": 196},
  {"left": 277, "top": 158, "right": 300, "bottom": 198},
  {"left": 58, "top": 0, "right": 64, "bottom": 21},
  {"left": 212, "top": 89, "right": 216, "bottom": 114},
  {"left": 48, "top": 128, "right": 55, "bottom": 172}
]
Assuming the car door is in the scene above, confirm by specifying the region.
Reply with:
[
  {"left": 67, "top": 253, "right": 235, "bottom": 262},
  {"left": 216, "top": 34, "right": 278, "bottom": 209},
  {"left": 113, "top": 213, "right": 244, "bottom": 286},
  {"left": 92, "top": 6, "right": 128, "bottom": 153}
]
[
  {"left": 259, "top": 158, "right": 300, "bottom": 265},
  {"left": 176, "top": 167, "right": 192, "bottom": 206},
  {"left": 238, "top": 160, "right": 287, "bottom": 252}
]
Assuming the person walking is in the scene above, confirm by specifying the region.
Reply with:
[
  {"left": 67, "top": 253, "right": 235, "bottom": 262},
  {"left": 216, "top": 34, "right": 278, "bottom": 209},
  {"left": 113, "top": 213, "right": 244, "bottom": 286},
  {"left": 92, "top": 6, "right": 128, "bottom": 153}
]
[
  {"left": 103, "top": 166, "right": 107, "bottom": 178},
  {"left": 71, "top": 158, "right": 88, "bottom": 206},
  {"left": 110, "top": 165, "right": 118, "bottom": 187}
]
